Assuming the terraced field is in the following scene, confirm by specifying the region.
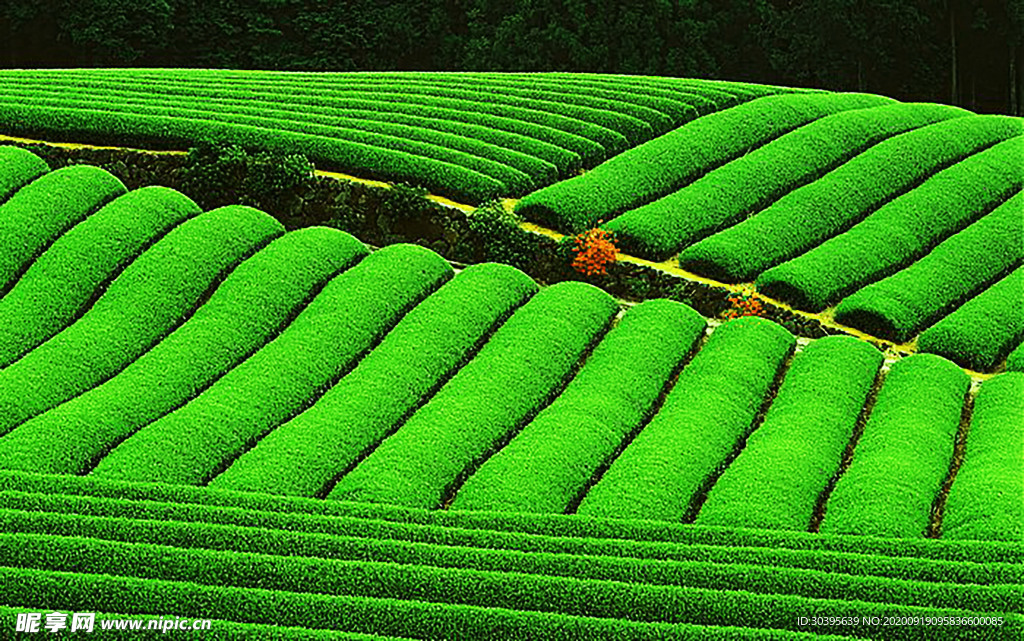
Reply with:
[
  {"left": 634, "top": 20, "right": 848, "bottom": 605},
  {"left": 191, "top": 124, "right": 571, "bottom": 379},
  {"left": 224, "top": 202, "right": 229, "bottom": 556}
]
[
  {"left": 518, "top": 100, "right": 1024, "bottom": 372},
  {"left": 0, "top": 146, "right": 1020, "bottom": 639},
  {"left": 0, "top": 69, "right": 799, "bottom": 203}
]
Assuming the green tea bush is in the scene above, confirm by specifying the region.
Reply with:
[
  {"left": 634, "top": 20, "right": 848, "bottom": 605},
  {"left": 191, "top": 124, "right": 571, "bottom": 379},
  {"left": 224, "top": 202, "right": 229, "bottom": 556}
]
[
  {"left": 681, "top": 115, "right": 1024, "bottom": 282},
  {"left": 210, "top": 263, "right": 537, "bottom": 497},
  {"left": 821, "top": 354, "right": 969, "bottom": 538},
  {"left": 328, "top": 282, "right": 618, "bottom": 509},
  {"left": 516, "top": 92, "right": 893, "bottom": 232},
  {"left": 0, "top": 187, "right": 201, "bottom": 368},
  {"left": 577, "top": 316, "right": 795, "bottom": 522},
  {"left": 757, "top": 136, "right": 1024, "bottom": 312},
  {"left": 834, "top": 191, "right": 1024, "bottom": 343},
  {"left": 0, "top": 227, "right": 367, "bottom": 475},
  {"left": 452, "top": 299, "right": 706, "bottom": 514},
  {"left": 0, "top": 164, "right": 126, "bottom": 295},
  {"left": 916, "top": 267, "right": 1024, "bottom": 371},
  {"left": 696, "top": 337, "right": 882, "bottom": 531},
  {"left": 90, "top": 245, "right": 451, "bottom": 485},
  {"left": 0, "top": 206, "right": 283, "bottom": 437},
  {"left": 943, "top": 373, "right": 1024, "bottom": 541},
  {"left": 0, "top": 145, "right": 48, "bottom": 202},
  {"left": 467, "top": 200, "right": 538, "bottom": 270},
  {"left": 607, "top": 103, "right": 968, "bottom": 260}
]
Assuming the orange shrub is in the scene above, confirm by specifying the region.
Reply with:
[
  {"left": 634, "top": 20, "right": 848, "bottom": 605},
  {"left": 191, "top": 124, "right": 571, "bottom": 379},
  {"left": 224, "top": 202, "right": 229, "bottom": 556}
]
[{"left": 570, "top": 226, "right": 618, "bottom": 276}]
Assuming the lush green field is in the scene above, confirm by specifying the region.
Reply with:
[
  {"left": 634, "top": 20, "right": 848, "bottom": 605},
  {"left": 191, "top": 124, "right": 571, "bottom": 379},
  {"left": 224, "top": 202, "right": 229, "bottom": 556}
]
[
  {"left": 0, "top": 68, "right": 1021, "bottom": 640},
  {"left": 0, "top": 69, "right": 797, "bottom": 203}
]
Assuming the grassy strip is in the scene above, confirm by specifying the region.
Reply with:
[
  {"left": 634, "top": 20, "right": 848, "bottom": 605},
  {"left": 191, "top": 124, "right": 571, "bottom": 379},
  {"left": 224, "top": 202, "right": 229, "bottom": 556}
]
[
  {"left": 2, "top": 471, "right": 1021, "bottom": 565},
  {"left": 606, "top": 103, "right": 969, "bottom": 260},
  {"left": 1007, "top": 342, "right": 1024, "bottom": 372},
  {"left": 328, "top": 282, "right": 618, "bottom": 508},
  {"left": 821, "top": 355, "right": 970, "bottom": 538},
  {"left": 451, "top": 299, "right": 706, "bottom": 514},
  {"left": 13, "top": 73, "right": 601, "bottom": 170},
  {"left": 696, "top": 336, "right": 883, "bottom": 531},
  {"left": 4, "top": 483, "right": 1019, "bottom": 569},
  {"left": 0, "top": 565, "right": 1008, "bottom": 640},
  {"left": 39, "top": 70, "right": 654, "bottom": 147},
  {"left": 916, "top": 267, "right": 1024, "bottom": 372},
  {"left": 210, "top": 263, "right": 537, "bottom": 496},
  {"left": 577, "top": 317, "right": 796, "bottom": 521},
  {"left": 0, "top": 145, "right": 48, "bottom": 203},
  {"left": 680, "top": 115, "right": 1024, "bottom": 282},
  {"left": 0, "top": 207, "right": 282, "bottom": 436},
  {"left": 0, "top": 532, "right": 1018, "bottom": 622},
  {"left": 3, "top": 504, "right": 1017, "bottom": 594},
  {"left": 0, "top": 102, "right": 505, "bottom": 204},
  {"left": 0, "top": 164, "right": 125, "bottom": 294},
  {"left": 943, "top": 373, "right": 1024, "bottom": 542},
  {"left": 515, "top": 92, "right": 894, "bottom": 233},
  {"left": 0, "top": 607, "right": 414, "bottom": 641},
  {"left": 757, "top": 135, "right": 1024, "bottom": 311},
  {"left": 0, "top": 94, "right": 538, "bottom": 195},
  {"left": 833, "top": 191, "right": 1024, "bottom": 342},
  {"left": 0, "top": 227, "right": 367, "bottom": 475},
  {"left": 0, "top": 187, "right": 201, "bottom": 368},
  {"left": 89, "top": 244, "right": 451, "bottom": 486}
]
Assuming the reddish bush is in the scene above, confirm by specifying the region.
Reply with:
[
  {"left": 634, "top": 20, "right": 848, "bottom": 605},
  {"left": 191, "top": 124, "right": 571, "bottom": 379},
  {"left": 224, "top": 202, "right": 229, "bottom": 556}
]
[
  {"left": 724, "top": 290, "right": 765, "bottom": 319},
  {"left": 570, "top": 226, "right": 618, "bottom": 276}
]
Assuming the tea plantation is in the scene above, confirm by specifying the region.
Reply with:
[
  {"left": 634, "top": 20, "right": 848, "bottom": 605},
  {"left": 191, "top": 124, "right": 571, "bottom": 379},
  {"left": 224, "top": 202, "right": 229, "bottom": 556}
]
[{"left": 0, "top": 69, "right": 1021, "bottom": 640}]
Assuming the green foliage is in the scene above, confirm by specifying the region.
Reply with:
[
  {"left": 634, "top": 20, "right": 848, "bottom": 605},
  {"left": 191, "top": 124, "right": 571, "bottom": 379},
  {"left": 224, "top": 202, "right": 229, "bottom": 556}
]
[
  {"left": 210, "top": 263, "right": 538, "bottom": 497},
  {"left": 515, "top": 92, "right": 894, "bottom": 233},
  {"left": 834, "top": 191, "right": 1024, "bottom": 343},
  {"left": 0, "top": 165, "right": 126, "bottom": 294},
  {"left": 680, "top": 115, "right": 1024, "bottom": 282},
  {"left": 0, "top": 227, "right": 368, "bottom": 475},
  {"left": 822, "top": 354, "right": 970, "bottom": 538},
  {"left": 0, "top": 186, "right": 200, "bottom": 368},
  {"left": 452, "top": 299, "right": 706, "bottom": 514},
  {"left": 328, "top": 282, "right": 619, "bottom": 509},
  {"left": 578, "top": 316, "right": 796, "bottom": 522},
  {"left": 606, "top": 103, "right": 969, "bottom": 260},
  {"left": 5, "top": 468, "right": 1023, "bottom": 567},
  {"left": 916, "top": 267, "right": 1024, "bottom": 371},
  {"left": 696, "top": 336, "right": 883, "bottom": 531},
  {"left": 0, "top": 206, "right": 283, "bottom": 437},
  {"left": 943, "top": 373, "right": 1024, "bottom": 541},
  {"left": 90, "top": 244, "right": 451, "bottom": 486},
  {"left": 467, "top": 200, "right": 537, "bottom": 270},
  {"left": 1007, "top": 341, "right": 1024, "bottom": 373},
  {"left": 180, "top": 143, "right": 314, "bottom": 214},
  {"left": 758, "top": 136, "right": 1024, "bottom": 312},
  {"left": 0, "top": 145, "right": 49, "bottom": 203},
  {"left": 377, "top": 182, "right": 430, "bottom": 219}
]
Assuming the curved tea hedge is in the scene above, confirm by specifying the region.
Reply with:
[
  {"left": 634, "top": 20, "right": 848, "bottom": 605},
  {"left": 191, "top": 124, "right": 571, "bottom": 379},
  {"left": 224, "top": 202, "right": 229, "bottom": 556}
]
[
  {"left": 451, "top": 299, "right": 706, "bottom": 514},
  {"left": 0, "top": 145, "right": 48, "bottom": 203},
  {"left": 606, "top": 103, "right": 969, "bottom": 259},
  {"left": 210, "top": 262, "right": 538, "bottom": 497},
  {"left": 577, "top": 316, "right": 795, "bottom": 522},
  {"left": 0, "top": 70, "right": 787, "bottom": 202},
  {"left": 916, "top": 267, "right": 1024, "bottom": 371},
  {"left": 0, "top": 227, "right": 368, "bottom": 475},
  {"left": 328, "top": 281, "right": 619, "bottom": 509},
  {"left": 695, "top": 336, "right": 883, "bottom": 531},
  {"left": 0, "top": 186, "right": 202, "bottom": 368},
  {"left": 0, "top": 164, "right": 126, "bottom": 295},
  {"left": 756, "top": 135, "right": 1024, "bottom": 312},
  {"left": 90, "top": 244, "right": 451, "bottom": 486},
  {"left": 942, "top": 373, "right": 1024, "bottom": 542},
  {"left": 680, "top": 115, "right": 1024, "bottom": 282},
  {"left": 821, "top": 355, "right": 970, "bottom": 538},
  {"left": 517, "top": 92, "right": 892, "bottom": 232},
  {"left": 833, "top": 190, "right": 1024, "bottom": 343},
  {"left": 0, "top": 206, "right": 283, "bottom": 437}
]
